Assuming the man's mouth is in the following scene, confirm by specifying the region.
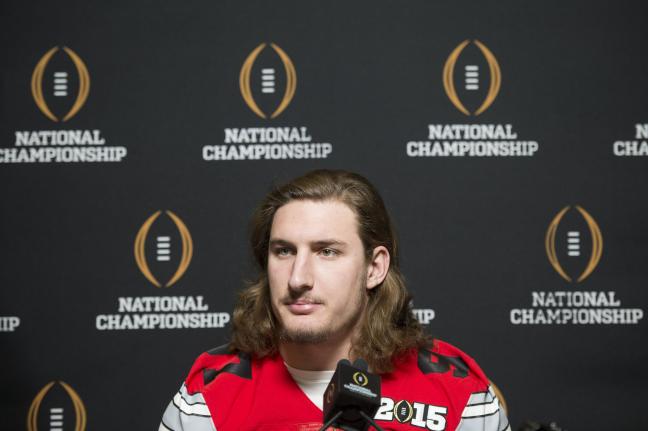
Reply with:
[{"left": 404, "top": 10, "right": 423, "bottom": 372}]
[{"left": 284, "top": 299, "right": 322, "bottom": 315}]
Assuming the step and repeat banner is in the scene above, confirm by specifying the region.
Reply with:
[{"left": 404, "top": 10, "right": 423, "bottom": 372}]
[{"left": 1, "top": 1, "right": 646, "bottom": 429}]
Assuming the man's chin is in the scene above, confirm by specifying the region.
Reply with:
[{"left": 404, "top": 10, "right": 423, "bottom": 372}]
[{"left": 278, "top": 325, "right": 330, "bottom": 344}]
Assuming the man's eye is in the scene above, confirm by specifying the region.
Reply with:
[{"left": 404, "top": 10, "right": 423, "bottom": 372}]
[
  {"left": 320, "top": 248, "right": 338, "bottom": 257},
  {"left": 274, "top": 247, "right": 292, "bottom": 256}
]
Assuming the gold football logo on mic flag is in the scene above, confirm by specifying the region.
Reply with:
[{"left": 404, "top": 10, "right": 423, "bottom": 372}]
[
  {"left": 545, "top": 206, "right": 603, "bottom": 283},
  {"left": 134, "top": 210, "right": 193, "bottom": 288},
  {"left": 239, "top": 43, "right": 297, "bottom": 119},
  {"left": 27, "top": 381, "right": 86, "bottom": 431},
  {"left": 31, "top": 46, "right": 90, "bottom": 122},
  {"left": 352, "top": 371, "right": 368, "bottom": 387},
  {"left": 442, "top": 40, "right": 501, "bottom": 116},
  {"left": 325, "top": 383, "right": 335, "bottom": 404}
]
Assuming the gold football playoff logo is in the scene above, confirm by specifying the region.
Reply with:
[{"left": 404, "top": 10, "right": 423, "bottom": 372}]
[
  {"left": 31, "top": 46, "right": 90, "bottom": 122},
  {"left": 134, "top": 210, "right": 193, "bottom": 288},
  {"left": 27, "top": 381, "right": 86, "bottom": 431},
  {"left": 442, "top": 39, "right": 501, "bottom": 116},
  {"left": 352, "top": 371, "right": 368, "bottom": 387},
  {"left": 239, "top": 42, "right": 297, "bottom": 119},
  {"left": 545, "top": 205, "right": 603, "bottom": 283},
  {"left": 325, "top": 383, "right": 335, "bottom": 404},
  {"left": 393, "top": 400, "right": 414, "bottom": 423}
]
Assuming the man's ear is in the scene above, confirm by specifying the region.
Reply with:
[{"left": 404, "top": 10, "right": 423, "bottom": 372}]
[{"left": 366, "top": 246, "right": 390, "bottom": 290}]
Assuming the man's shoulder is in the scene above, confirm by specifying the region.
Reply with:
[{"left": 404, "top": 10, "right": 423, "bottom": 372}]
[
  {"left": 395, "top": 339, "right": 491, "bottom": 390},
  {"left": 184, "top": 344, "right": 258, "bottom": 395},
  {"left": 388, "top": 340, "right": 509, "bottom": 431}
]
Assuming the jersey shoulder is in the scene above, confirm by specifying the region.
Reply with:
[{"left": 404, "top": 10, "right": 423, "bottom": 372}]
[
  {"left": 184, "top": 344, "right": 253, "bottom": 395},
  {"left": 160, "top": 345, "right": 255, "bottom": 431},
  {"left": 414, "top": 340, "right": 510, "bottom": 431},
  {"left": 415, "top": 338, "right": 490, "bottom": 390}
]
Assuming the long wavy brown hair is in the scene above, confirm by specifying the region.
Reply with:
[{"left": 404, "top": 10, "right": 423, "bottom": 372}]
[{"left": 230, "top": 169, "right": 428, "bottom": 373}]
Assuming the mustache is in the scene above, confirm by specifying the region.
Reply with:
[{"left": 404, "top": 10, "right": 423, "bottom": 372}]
[{"left": 281, "top": 291, "right": 324, "bottom": 305}]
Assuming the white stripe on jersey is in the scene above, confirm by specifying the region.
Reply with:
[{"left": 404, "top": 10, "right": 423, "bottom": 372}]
[
  {"left": 456, "top": 385, "right": 509, "bottom": 431},
  {"left": 461, "top": 396, "right": 500, "bottom": 418},
  {"left": 172, "top": 392, "right": 212, "bottom": 416}
]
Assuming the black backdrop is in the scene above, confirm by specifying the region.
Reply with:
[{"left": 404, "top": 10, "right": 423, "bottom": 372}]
[{"left": 1, "top": 1, "right": 647, "bottom": 429}]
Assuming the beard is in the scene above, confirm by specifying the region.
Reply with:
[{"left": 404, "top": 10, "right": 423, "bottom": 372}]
[
  {"left": 277, "top": 279, "right": 367, "bottom": 345},
  {"left": 278, "top": 326, "right": 333, "bottom": 344}
]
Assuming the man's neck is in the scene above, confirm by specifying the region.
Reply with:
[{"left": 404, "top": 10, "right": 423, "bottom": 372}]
[{"left": 279, "top": 337, "right": 353, "bottom": 371}]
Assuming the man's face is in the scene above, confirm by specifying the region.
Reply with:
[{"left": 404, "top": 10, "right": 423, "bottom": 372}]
[{"left": 268, "top": 199, "right": 370, "bottom": 344}]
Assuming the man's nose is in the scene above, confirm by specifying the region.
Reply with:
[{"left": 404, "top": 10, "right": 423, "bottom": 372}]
[{"left": 288, "top": 251, "right": 313, "bottom": 290}]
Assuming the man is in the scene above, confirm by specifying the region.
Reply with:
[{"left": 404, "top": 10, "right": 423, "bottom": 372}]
[{"left": 160, "top": 170, "right": 509, "bottom": 431}]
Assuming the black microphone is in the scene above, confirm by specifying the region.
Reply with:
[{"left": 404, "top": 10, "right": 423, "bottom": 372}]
[
  {"left": 320, "top": 358, "right": 383, "bottom": 431},
  {"left": 353, "top": 358, "right": 368, "bottom": 371}
]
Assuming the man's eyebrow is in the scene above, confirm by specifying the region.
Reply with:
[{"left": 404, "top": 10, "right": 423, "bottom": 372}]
[
  {"left": 268, "top": 239, "right": 293, "bottom": 247},
  {"left": 311, "top": 239, "right": 348, "bottom": 248},
  {"left": 268, "top": 238, "right": 348, "bottom": 247}
]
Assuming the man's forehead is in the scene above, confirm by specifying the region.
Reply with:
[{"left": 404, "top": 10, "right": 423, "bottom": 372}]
[{"left": 270, "top": 199, "right": 360, "bottom": 241}]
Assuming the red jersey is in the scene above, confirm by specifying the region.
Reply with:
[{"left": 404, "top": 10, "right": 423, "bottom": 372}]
[{"left": 159, "top": 340, "right": 509, "bottom": 431}]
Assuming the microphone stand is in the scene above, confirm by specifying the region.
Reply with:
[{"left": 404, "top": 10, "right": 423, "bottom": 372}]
[
  {"left": 359, "top": 411, "right": 385, "bottom": 431},
  {"left": 317, "top": 409, "right": 385, "bottom": 431},
  {"left": 318, "top": 411, "right": 343, "bottom": 431}
]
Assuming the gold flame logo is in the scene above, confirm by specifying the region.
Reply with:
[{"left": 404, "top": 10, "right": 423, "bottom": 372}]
[
  {"left": 545, "top": 206, "right": 603, "bottom": 283},
  {"left": 442, "top": 40, "right": 501, "bottom": 116},
  {"left": 239, "top": 43, "right": 297, "bottom": 119},
  {"left": 134, "top": 210, "right": 193, "bottom": 288},
  {"left": 31, "top": 46, "right": 90, "bottom": 122},
  {"left": 27, "top": 381, "right": 86, "bottom": 431}
]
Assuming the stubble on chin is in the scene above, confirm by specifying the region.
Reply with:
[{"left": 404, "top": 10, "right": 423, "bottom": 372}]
[
  {"left": 275, "top": 275, "right": 368, "bottom": 346},
  {"left": 277, "top": 297, "right": 366, "bottom": 346},
  {"left": 278, "top": 324, "right": 332, "bottom": 344}
]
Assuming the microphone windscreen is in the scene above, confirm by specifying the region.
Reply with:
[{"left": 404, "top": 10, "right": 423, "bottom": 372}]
[
  {"left": 322, "top": 357, "right": 381, "bottom": 430},
  {"left": 352, "top": 358, "right": 368, "bottom": 371}
]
